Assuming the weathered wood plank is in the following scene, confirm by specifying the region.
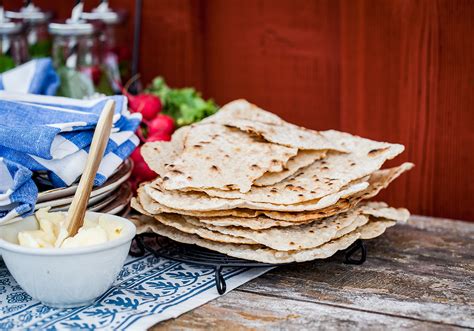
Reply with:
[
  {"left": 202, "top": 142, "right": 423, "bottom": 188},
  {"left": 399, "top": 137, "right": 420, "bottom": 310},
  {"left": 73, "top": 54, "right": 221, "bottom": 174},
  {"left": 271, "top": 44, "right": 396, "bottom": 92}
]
[
  {"left": 406, "top": 215, "right": 474, "bottom": 236},
  {"left": 152, "top": 217, "right": 473, "bottom": 329},
  {"left": 153, "top": 291, "right": 465, "bottom": 330},
  {"left": 237, "top": 217, "right": 474, "bottom": 328}
]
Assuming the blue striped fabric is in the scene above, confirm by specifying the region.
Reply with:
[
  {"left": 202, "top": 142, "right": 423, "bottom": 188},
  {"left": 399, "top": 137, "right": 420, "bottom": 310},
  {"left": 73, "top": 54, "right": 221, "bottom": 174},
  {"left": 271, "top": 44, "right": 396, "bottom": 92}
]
[
  {"left": 0, "top": 158, "right": 38, "bottom": 224},
  {"left": 0, "top": 58, "right": 59, "bottom": 96},
  {"left": 0, "top": 92, "right": 141, "bottom": 224}
]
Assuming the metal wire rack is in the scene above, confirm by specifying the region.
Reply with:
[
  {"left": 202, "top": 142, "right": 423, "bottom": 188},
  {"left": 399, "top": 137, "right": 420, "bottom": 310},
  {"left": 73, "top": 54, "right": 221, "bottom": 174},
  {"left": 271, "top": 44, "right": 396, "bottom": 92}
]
[{"left": 130, "top": 233, "right": 367, "bottom": 295}]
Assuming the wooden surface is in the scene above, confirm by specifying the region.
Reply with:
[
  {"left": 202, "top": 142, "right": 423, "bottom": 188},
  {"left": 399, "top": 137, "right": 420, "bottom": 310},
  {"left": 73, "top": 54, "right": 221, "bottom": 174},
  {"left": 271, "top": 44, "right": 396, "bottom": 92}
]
[
  {"left": 6, "top": 0, "right": 474, "bottom": 221},
  {"left": 152, "top": 216, "right": 474, "bottom": 330}
]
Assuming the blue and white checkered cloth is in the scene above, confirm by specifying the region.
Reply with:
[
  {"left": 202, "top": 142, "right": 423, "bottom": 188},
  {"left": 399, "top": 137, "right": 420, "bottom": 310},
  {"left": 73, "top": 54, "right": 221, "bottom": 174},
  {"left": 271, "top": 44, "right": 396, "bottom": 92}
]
[
  {"left": 0, "top": 58, "right": 59, "bottom": 96},
  {"left": 0, "top": 92, "right": 141, "bottom": 224},
  {"left": 0, "top": 158, "right": 38, "bottom": 225}
]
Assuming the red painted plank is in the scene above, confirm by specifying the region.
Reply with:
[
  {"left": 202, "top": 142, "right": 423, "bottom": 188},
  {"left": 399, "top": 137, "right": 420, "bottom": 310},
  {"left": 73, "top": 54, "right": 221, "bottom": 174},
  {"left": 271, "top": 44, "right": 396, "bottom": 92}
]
[
  {"left": 339, "top": 0, "right": 474, "bottom": 220},
  {"left": 4, "top": 0, "right": 473, "bottom": 220},
  {"left": 203, "top": 0, "right": 341, "bottom": 129}
]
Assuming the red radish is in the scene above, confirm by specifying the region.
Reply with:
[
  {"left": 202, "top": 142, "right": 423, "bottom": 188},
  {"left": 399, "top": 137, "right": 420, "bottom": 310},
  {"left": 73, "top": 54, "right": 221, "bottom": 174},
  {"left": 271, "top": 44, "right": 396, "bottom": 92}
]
[
  {"left": 124, "top": 91, "right": 162, "bottom": 120},
  {"left": 147, "top": 132, "right": 171, "bottom": 142},
  {"left": 148, "top": 114, "right": 174, "bottom": 136},
  {"left": 130, "top": 147, "right": 156, "bottom": 181},
  {"left": 130, "top": 147, "right": 144, "bottom": 166},
  {"left": 129, "top": 177, "right": 139, "bottom": 193},
  {"left": 120, "top": 74, "right": 162, "bottom": 120},
  {"left": 132, "top": 161, "right": 157, "bottom": 181}
]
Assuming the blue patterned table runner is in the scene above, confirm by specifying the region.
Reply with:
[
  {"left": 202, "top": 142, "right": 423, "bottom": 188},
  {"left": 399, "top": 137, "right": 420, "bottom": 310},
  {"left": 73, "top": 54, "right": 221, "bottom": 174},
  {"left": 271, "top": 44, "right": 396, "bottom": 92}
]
[{"left": 0, "top": 253, "right": 270, "bottom": 330}]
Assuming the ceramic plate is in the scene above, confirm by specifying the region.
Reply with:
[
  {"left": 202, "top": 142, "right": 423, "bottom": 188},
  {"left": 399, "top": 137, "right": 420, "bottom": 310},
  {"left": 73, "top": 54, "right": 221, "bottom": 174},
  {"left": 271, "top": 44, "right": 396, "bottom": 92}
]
[
  {"left": 37, "top": 159, "right": 132, "bottom": 203},
  {"left": 53, "top": 182, "right": 131, "bottom": 212},
  {"left": 99, "top": 182, "right": 133, "bottom": 215},
  {"left": 35, "top": 188, "right": 112, "bottom": 211}
]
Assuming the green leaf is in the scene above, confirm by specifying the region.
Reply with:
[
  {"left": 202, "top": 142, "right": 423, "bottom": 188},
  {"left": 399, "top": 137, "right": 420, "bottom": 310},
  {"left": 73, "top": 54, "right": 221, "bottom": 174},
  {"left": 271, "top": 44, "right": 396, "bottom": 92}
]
[
  {"left": 29, "top": 40, "right": 52, "bottom": 58},
  {"left": 56, "top": 66, "right": 95, "bottom": 99},
  {"left": 146, "top": 76, "right": 219, "bottom": 126},
  {"left": 95, "top": 66, "right": 114, "bottom": 96},
  {"left": 0, "top": 54, "right": 16, "bottom": 73}
]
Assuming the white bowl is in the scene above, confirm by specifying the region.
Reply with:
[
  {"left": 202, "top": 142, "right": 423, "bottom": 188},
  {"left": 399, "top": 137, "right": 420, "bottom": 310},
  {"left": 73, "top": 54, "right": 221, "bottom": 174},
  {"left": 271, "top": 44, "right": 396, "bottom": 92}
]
[{"left": 0, "top": 212, "right": 136, "bottom": 308}]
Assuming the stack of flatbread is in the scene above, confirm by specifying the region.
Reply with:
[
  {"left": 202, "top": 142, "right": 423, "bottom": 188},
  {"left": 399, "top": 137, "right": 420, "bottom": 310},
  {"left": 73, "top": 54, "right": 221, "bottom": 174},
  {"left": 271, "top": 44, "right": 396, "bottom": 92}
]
[{"left": 131, "top": 100, "right": 413, "bottom": 264}]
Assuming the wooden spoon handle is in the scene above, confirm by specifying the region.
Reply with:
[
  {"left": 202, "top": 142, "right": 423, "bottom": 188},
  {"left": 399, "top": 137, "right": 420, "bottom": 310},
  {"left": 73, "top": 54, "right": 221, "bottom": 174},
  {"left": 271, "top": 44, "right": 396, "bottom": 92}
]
[{"left": 66, "top": 100, "right": 115, "bottom": 236}]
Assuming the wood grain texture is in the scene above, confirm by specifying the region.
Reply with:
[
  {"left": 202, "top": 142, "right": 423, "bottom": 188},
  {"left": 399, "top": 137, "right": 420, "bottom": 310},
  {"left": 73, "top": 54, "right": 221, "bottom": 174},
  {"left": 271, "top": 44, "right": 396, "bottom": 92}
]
[
  {"left": 120, "top": 0, "right": 474, "bottom": 221},
  {"left": 6, "top": 0, "right": 473, "bottom": 221},
  {"left": 203, "top": 0, "right": 341, "bottom": 129},
  {"left": 339, "top": 0, "right": 474, "bottom": 221},
  {"left": 153, "top": 216, "right": 474, "bottom": 330},
  {"left": 154, "top": 291, "right": 465, "bottom": 331}
]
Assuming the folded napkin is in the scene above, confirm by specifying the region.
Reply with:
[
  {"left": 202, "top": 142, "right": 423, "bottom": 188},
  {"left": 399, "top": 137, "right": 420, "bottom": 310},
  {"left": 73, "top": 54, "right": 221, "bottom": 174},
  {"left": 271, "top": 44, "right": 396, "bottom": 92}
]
[
  {"left": 0, "top": 92, "right": 141, "bottom": 221},
  {"left": 0, "top": 158, "right": 37, "bottom": 224},
  {"left": 0, "top": 58, "right": 59, "bottom": 96},
  {"left": 0, "top": 92, "right": 129, "bottom": 159}
]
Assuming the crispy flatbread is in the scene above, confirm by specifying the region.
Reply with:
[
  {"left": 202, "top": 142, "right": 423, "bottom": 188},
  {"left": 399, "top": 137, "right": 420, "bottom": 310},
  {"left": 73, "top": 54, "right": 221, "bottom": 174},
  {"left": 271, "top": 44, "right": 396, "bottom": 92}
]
[
  {"left": 144, "top": 130, "right": 327, "bottom": 189},
  {"left": 160, "top": 123, "right": 298, "bottom": 193},
  {"left": 358, "top": 202, "right": 410, "bottom": 223},
  {"left": 131, "top": 99, "right": 411, "bottom": 264},
  {"left": 154, "top": 213, "right": 257, "bottom": 245},
  {"left": 179, "top": 203, "right": 406, "bottom": 251},
  {"left": 131, "top": 196, "right": 151, "bottom": 216},
  {"left": 186, "top": 130, "right": 404, "bottom": 204},
  {"left": 146, "top": 179, "right": 369, "bottom": 212},
  {"left": 192, "top": 214, "right": 305, "bottom": 230},
  {"left": 254, "top": 150, "right": 326, "bottom": 186},
  {"left": 141, "top": 126, "right": 189, "bottom": 177},
  {"left": 132, "top": 214, "right": 362, "bottom": 264},
  {"left": 181, "top": 212, "right": 368, "bottom": 251},
  {"left": 206, "top": 99, "right": 346, "bottom": 152},
  {"left": 202, "top": 99, "right": 285, "bottom": 125},
  {"left": 135, "top": 163, "right": 413, "bottom": 222},
  {"left": 359, "top": 219, "right": 396, "bottom": 239}
]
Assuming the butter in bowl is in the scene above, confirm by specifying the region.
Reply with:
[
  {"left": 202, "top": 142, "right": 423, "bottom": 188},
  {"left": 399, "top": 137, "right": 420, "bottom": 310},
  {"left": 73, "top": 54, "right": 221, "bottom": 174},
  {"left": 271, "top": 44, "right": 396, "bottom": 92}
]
[{"left": 0, "top": 209, "right": 136, "bottom": 308}]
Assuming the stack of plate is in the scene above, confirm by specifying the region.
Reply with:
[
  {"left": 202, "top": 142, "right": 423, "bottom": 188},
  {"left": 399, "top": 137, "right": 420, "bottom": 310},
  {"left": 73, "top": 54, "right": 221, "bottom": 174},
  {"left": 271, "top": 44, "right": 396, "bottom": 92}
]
[{"left": 35, "top": 159, "right": 133, "bottom": 217}]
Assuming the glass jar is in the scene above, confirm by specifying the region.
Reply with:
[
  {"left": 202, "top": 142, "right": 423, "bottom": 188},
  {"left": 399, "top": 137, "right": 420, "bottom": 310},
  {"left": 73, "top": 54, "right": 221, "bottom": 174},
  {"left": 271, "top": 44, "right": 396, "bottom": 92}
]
[
  {"left": 6, "top": 3, "right": 52, "bottom": 58},
  {"left": 49, "top": 23, "right": 99, "bottom": 70},
  {"left": 49, "top": 21, "right": 113, "bottom": 98},
  {"left": 81, "top": 1, "right": 128, "bottom": 92},
  {"left": 0, "top": 20, "right": 28, "bottom": 73}
]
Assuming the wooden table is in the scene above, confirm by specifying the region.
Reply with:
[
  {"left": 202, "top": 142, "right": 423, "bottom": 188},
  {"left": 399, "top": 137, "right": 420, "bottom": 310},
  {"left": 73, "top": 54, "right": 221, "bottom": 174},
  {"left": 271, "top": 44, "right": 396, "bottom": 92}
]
[{"left": 153, "top": 216, "right": 473, "bottom": 330}]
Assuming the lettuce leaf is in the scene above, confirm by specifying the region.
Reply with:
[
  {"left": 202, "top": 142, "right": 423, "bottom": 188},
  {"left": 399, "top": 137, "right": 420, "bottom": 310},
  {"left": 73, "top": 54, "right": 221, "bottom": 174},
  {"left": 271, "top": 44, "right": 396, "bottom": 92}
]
[{"left": 147, "top": 76, "right": 218, "bottom": 126}]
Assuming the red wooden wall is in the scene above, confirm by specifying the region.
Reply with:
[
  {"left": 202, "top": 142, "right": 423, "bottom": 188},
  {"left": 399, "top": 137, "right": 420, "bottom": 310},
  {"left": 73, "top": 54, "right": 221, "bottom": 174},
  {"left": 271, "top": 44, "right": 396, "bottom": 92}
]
[{"left": 8, "top": 0, "right": 474, "bottom": 221}]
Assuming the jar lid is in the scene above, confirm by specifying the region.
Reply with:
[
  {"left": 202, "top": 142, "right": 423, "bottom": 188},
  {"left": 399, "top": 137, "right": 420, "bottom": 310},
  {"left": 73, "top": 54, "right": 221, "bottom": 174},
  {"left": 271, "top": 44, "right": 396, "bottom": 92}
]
[
  {"left": 6, "top": 3, "right": 52, "bottom": 23},
  {"left": 48, "top": 21, "right": 95, "bottom": 36},
  {"left": 0, "top": 18, "right": 24, "bottom": 34},
  {"left": 81, "top": 1, "right": 123, "bottom": 25},
  {"left": 48, "top": 1, "right": 97, "bottom": 36}
]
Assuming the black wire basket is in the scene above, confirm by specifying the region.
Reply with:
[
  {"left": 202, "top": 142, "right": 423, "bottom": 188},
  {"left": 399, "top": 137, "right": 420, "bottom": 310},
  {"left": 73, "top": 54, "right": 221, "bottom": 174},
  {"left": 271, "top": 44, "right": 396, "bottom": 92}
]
[{"left": 130, "top": 233, "right": 367, "bottom": 295}]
